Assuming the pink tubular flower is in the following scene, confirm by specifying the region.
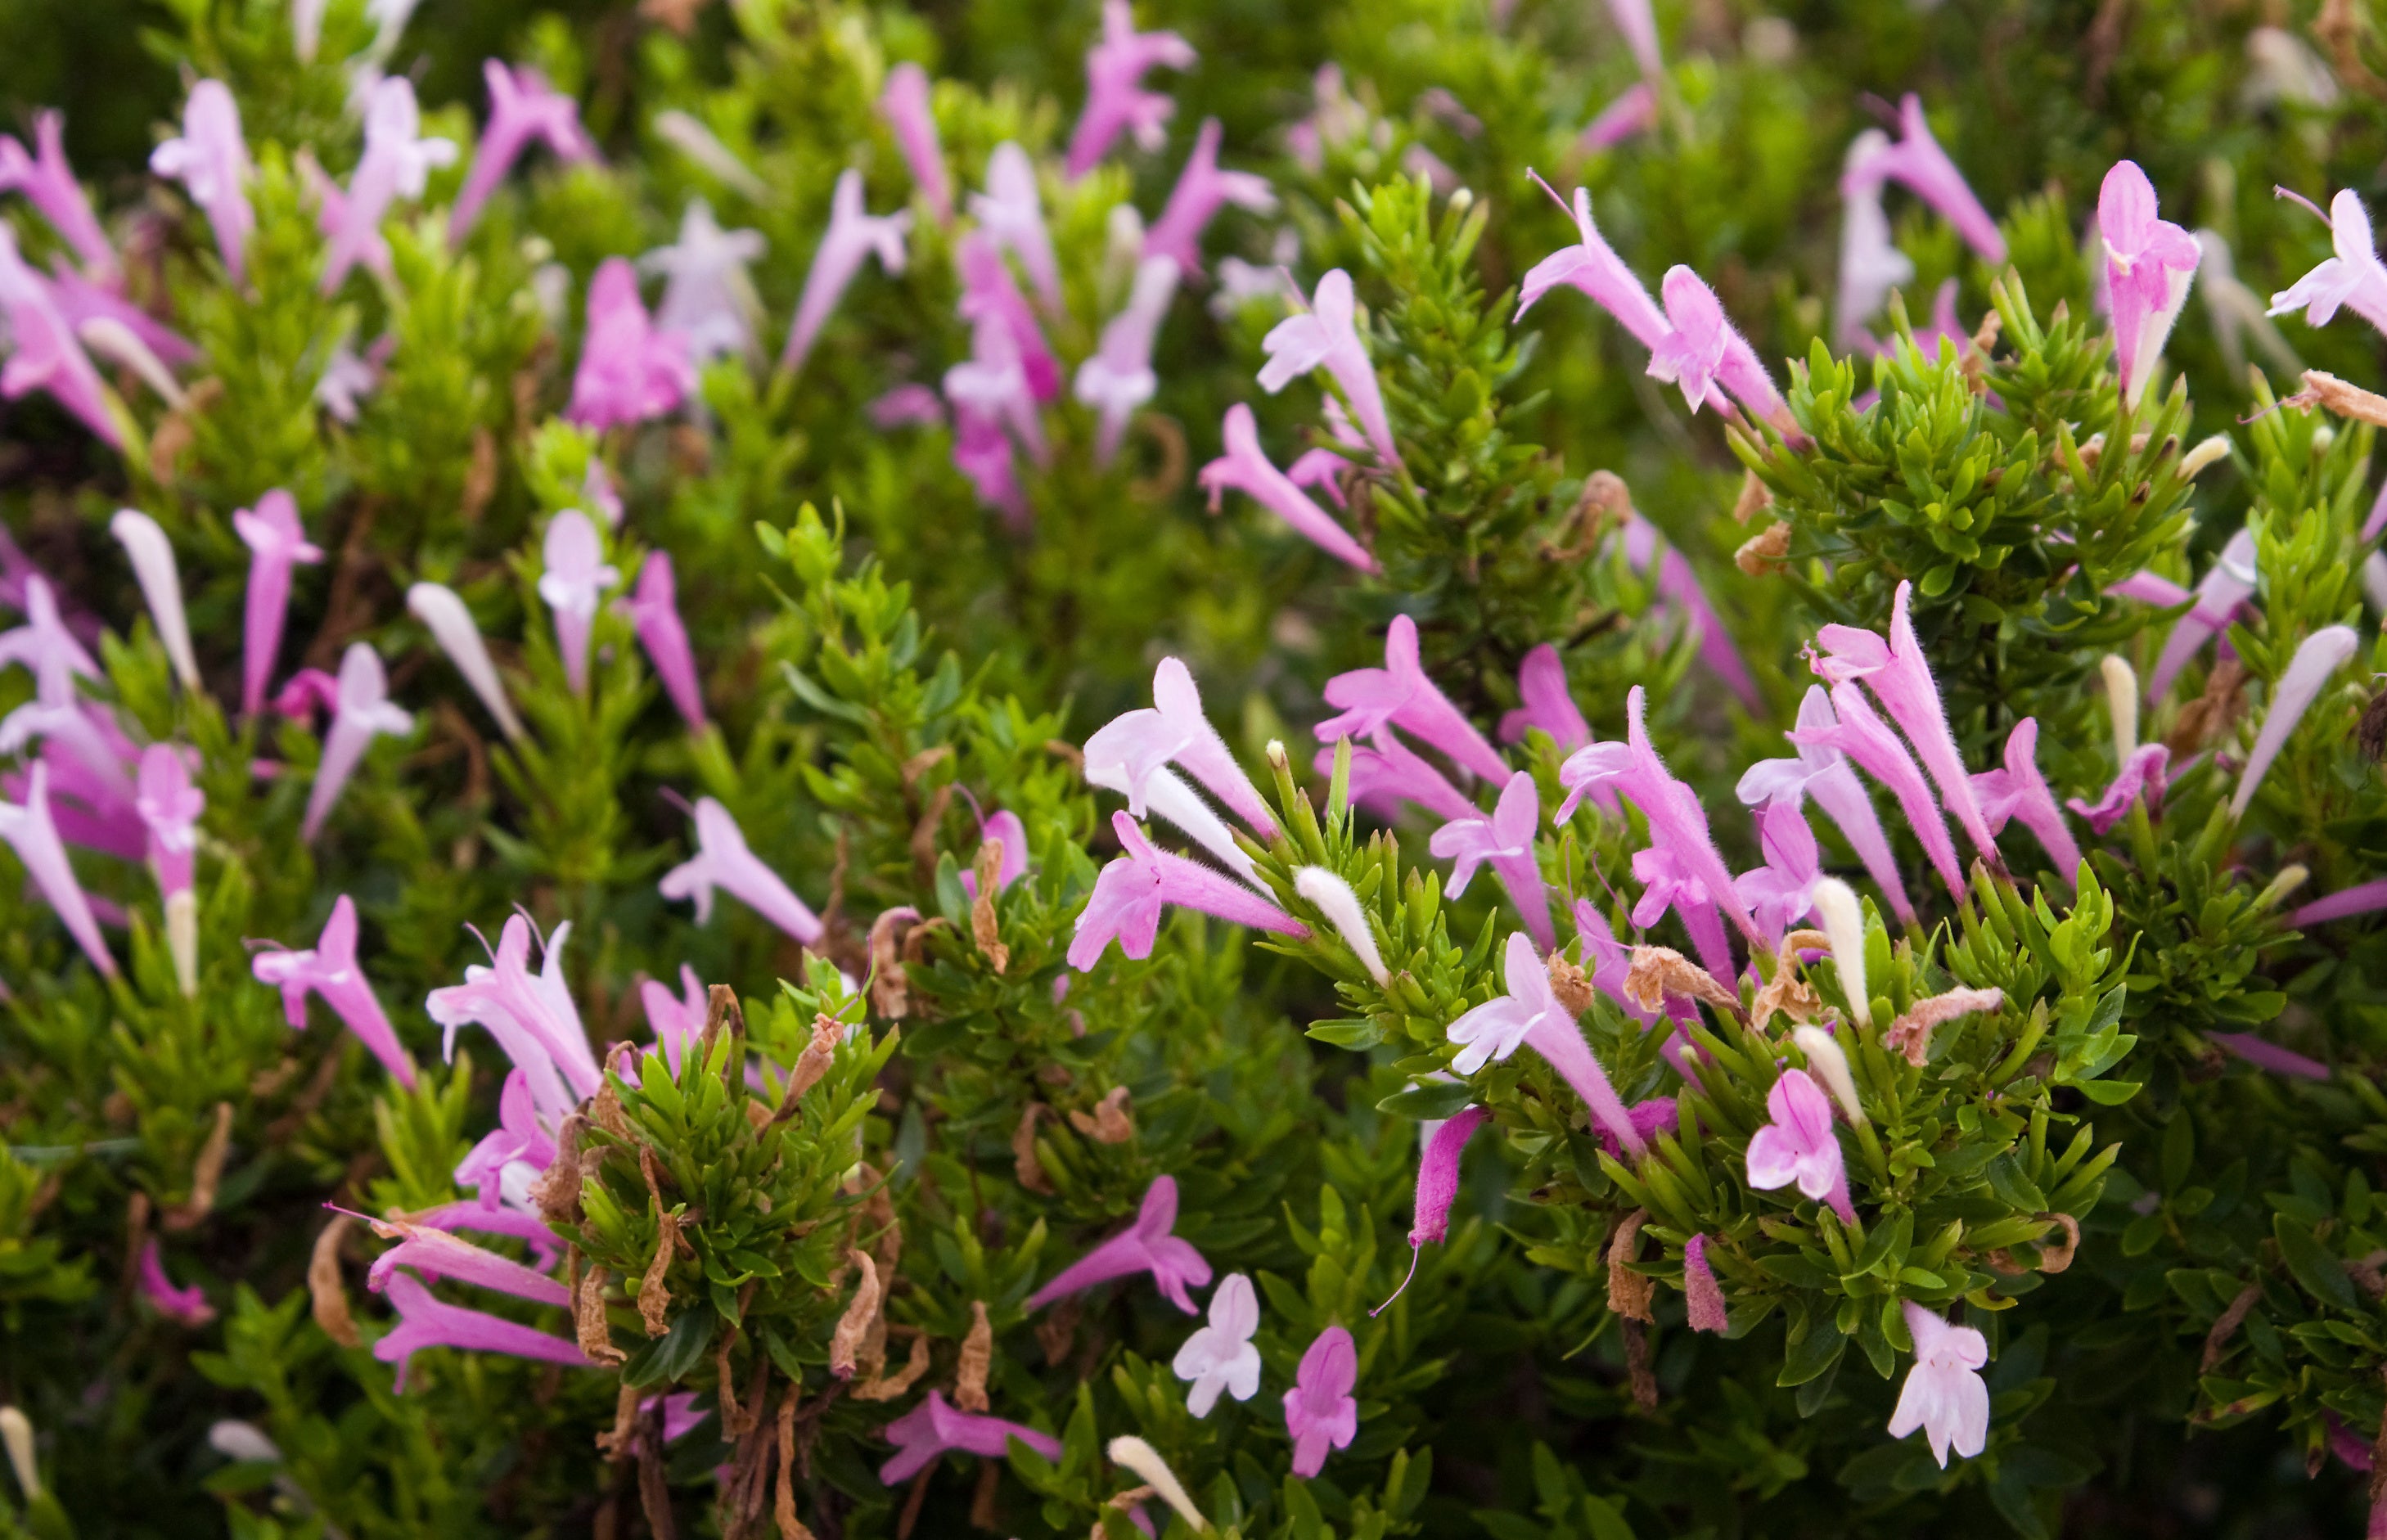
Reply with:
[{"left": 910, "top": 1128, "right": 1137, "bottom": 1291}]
[
  {"left": 536, "top": 511, "right": 617, "bottom": 695},
  {"left": 303, "top": 643, "right": 413, "bottom": 842},
  {"left": 2149, "top": 529, "right": 2258, "bottom": 700},
  {"left": 2232, "top": 624, "right": 2360, "bottom": 820},
  {"left": 233, "top": 490, "right": 323, "bottom": 718},
  {"left": 1317, "top": 615, "right": 1509, "bottom": 783},
  {"left": 567, "top": 259, "right": 696, "bottom": 430},
  {"left": 959, "top": 810, "right": 1029, "bottom": 899},
  {"left": 1026, "top": 1174, "right": 1212, "bottom": 1313},
  {"left": 454, "top": 1068, "right": 558, "bottom": 1209},
  {"left": 110, "top": 510, "right": 199, "bottom": 691},
  {"left": 878, "top": 64, "right": 950, "bottom": 224},
  {"left": 1649, "top": 265, "right": 1795, "bottom": 435},
  {"left": 1788, "top": 682, "right": 1964, "bottom": 900},
  {"left": 1559, "top": 685, "right": 1764, "bottom": 947},
  {"left": 660, "top": 796, "right": 823, "bottom": 945},
  {"left": 1738, "top": 686, "right": 1916, "bottom": 925},
  {"left": 151, "top": 82, "right": 254, "bottom": 284},
  {"left": 1084, "top": 658, "right": 1281, "bottom": 840},
  {"left": 1862, "top": 97, "right": 2006, "bottom": 264},
  {"left": 427, "top": 913, "right": 602, "bottom": 1120},
  {"left": 0, "top": 112, "right": 116, "bottom": 284},
  {"left": 134, "top": 743, "right": 202, "bottom": 900},
  {"left": 2209, "top": 1031, "right": 2331, "bottom": 1080},
  {"left": 2294, "top": 877, "right": 2387, "bottom": 928},
  {"left": 1518, "top": 180, "right": 1667, "bottom": 344},
  {"left": 957, "top": 229, "right": 1059, "bottom": 404},
  {"left": 1498, "top": 644, "right": 1590, "bottom": 750},
  {"left": 1620, "top": 511, "right": 1762, "bottom": 708},
  {"left": 0, "top": 227, "right": 120, "bottom": 447},
  {"left": 1259, "top": 269, "right": 1400, "bottom": 471},
  {"left": 1376, "top": 1105, "right": 1488, "bottom": 1313},
  {"left": 1429, "top": 772, "right": 1555, "bottom": 952},
  {"left": 273, "top": 669, "right": 340, "bottom": 723},
  {"left": 779, "top": 169, "right": 912, "bottom": 377},
  {"left": 408, "top": 583, "right": 526, "bottom": 744},
  {"left": 1199, "top": 404, "right": 1377, "bottom": 571},
  {"left": 0, "top": 763, "right": 115, "bottom": 975},
  {"left": 1324, "top": 728, "right": 1478, "bottom": 825},
  {"left": 644, "top": 200, "right": 768, "bottom": 364},
  {"left": 971, "top": 143, "right": 1061, "bottom": 311},
  {"left": 362, "top": 1213, "right": 569, "bottom": 1307},
  {"left": 641, "top": 964, "right": 709, "bottom": 1074},
  {"left": 1142, "top": 119, "right": 1277, "bottom": 278},
  {"left": 374, "top": 1271, "right": 592, "bottom": 1388},
  {"left": 1632, "top": 844, "right": 1734, "bottom": 980},
  {"left": 1889, "top": 1301, "right": 1990, "bottom": 1466},
  {"left": 1835, "top": 134, "right": 1915, "bottom": 348},
  {"left": 1065, "top": 0, "right": 1196, "bottom": 177},
  {"left": 1285, "top": 1326, "right": 1359, "bottom": 1478},
  {"left": 1579, "top": 83, "right": 1657, "bottom": 153},
  {"left": 1813, "top": 583, "right": 2000, "bottom": 865},
  {"left": 622, "top": 551, "right": 705, "bottom": 730},
  {"left": 2066, "top": 744, "right": 2169, "bottom": 834},
  {"left": 138, "top": 1240, "right": 214, "bottom": 1326},
  {"left": 869, "top": 384, "right": 944, "bottom": 429},
  {"left": 879, "top": 1392, "right": 1062, "bottom": 1485},
  {"left": 1447, "top": 932, "right": 1646, "bottom": 1158},
  {"left": 254, "top": 894, "right": 417, "bottom": 1086},
  {"left": 1745, "top": 1069, "right": 1856, "bottom": 1224},
  {"left": 1070, "top": 812, "right": 1308, "bottom": 970},
  {"left": 318, "top": 79, "right": 458, "bottom": 294},
  {"left": 951, "top": 403, "right": 1027, "bottom": 527},
  {"left": 1075, "top": 254, "right": 1179, "bottom": 464},
  {"left": 1606, "top": 0, "right": 1663, "bottom": 79},
  {"left": 1968, "top": 717, "right": 2083, "bottom": 880},
  {"left": 1735, "top": 799, "right": 1822, "bottom": 943},
  {"left": 2268, "top": 189, "right": 2387, "bottom": 338},
  {"left": 2099, "top": 160, "right": 2200, "bottom": 403},
  {"left": 450, "top": 61, "right": 596, "bottom": 244},
  {"left": 1682, "top": 1234, "right": 1728, "bottom": 1333}
]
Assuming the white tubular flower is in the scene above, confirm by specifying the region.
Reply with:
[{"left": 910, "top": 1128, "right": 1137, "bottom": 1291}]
[
  {"left": 407, "top": 583, "right": 527, "bottom": 743},
  {"left": 1811, "top": 876, "right": 1871, "bottom": 1029},
  {"left": 2099, "top": 654, "right": 2138, "bottom": 759},
  {"left": 1295, "top": 866, "right": 1389, "bottom": 984},
  {"left": 1793, "top": 1024, "right": 1866, "bottom": 1126},
  {"left": 1106, "top": 1435, "right": 1209, "bottom": 1533},
  {"left": 110, "top": 509, "right": 200, "bottom": 690}
]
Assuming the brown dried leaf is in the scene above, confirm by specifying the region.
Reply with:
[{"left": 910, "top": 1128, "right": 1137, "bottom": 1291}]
[
  {"left": 1884, "top": 986, "right": 2006, "bottom": 1067},
  {"left": 1012, "top": 1104, "right": 1056, "bottom": 1194},
  {"left": 2290, "top": 369, "right": 2387, "bottom": 427},
  {"left": 955, "top": 1300, "right": 994, "bottom": 1412},
  {"left": 868, "top": 907, "right": 921, "bottom": 1019},
  {"left": 1606, "top": 1209, "right": 1654, "bottom": 1322},
  {"left": 163, "top": 1102, "right": 235, "bottom": 1232},
  {"left": 2202, "top": 1281, "right": 2262, "bottom": 1372},
  {"left": 775, "top": 1386, "right": 812, "bottom": 1538},
  {"left": 1731, "top": 469, "right": 1772, "bottom": 524},
  {"left": 829, "top": 1249, "right": 884, "bottom": 1380},
  {"left": 2036, "top": 1212, "right": 2080, "bottom": 1274},
  {"left": 309, "top": 1214, "right": 359, "bottom": 1348},
  {"left": 971, "top": 840, "right": 1011, "bottom": 975},
  {"left": 1749, "top": 968, "right": 1823, "bottom": 1034},
  {"left": 850, "top": 1331, "right": 932, "bottom": 1402},
  {"left": 1546, "top": 955, "right": 1595, "bottom": 1017},
  {"left": 1068, "top": 1087, "right": 1135, "bottom": 1146},
  {"left": 532, "top": 1113, "right": 589, "bottom": 1223},
  {"left": 772, "top": 1014, "right": 845, "bottom": 1124},
  {"left": 577, "top": 1261, "right": 627, "bottom": 1366},
  {"left": 1623, "top": 947, "right": 1739, "bottom": 1015},
  {"left": 1734, "top": 522, "right": 1791, "bottom": 576}
]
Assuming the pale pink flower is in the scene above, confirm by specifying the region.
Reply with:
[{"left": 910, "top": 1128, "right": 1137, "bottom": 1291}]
[
  {"left": 1070, "top": 812, "right": 1308, "bottom": 970},
  {"left": 2066, "top": 744, "right": 2169, "bottom": 834},
  {"left": 1142, "top": 119, "right": 1276, "bottom": 278},
  {"left": 1172, "top": 1272, "right": 1262, "bottom": 1416},
  {"left": 319, "top": 78, "right": 458, "bottom": 293},
  {"left": 1083, "top": 657, "right": 1281, "bottom": 840},
  {"left": 233, "top": 490, "right": 323, "bottom": 718},
  {"left": 0, "top": 227, "right": 120, "bottom": 447},
  {"left": 1853, "top": 96, "right": 2006, "bottom": 264},
  {"left": 1283, "top": 1326, "right": 1358, "bottom": 1478},
  {"left": 567, "top": 259, "right": 696, "bottom": 430},
  {"left": 1787, "top": 681, "right": 1964, "bottom": 900},
  {"left": 1497, "top": 643, "right": 1590, "bottom": 751},
  {"left": 536, "top": 511, "right": 617, "bottom": 695},
  {"left": 1835, "top": 133, "right": 1915, "bottom": 348},
  {"left": 408, "top": 583, "right": 526, "bottom": 743},
  {"left": 1065, "top": 0, "right": 1196, "bottom": 177},
  {"left": 109, "top": 509, "right": 200, "bottom": 691},
  {"left": 1517, "top": 179, "right": 1669, "bottom": 349},
  {"left": 254, "top": 893, "right": 418, "bottom": 1086},
  {"left": 1606, "top": 0, "right": 1663, "bottom": 79},
  {"left": 660, "top": 796, "right": 823, "bottom": 944},
  {"left": 1734, "top": 799, "right": 1822, "bottom": 943},
  {"left": 1324, "top": 729, "right": 1475, "bottom": 826},
  {"left": 1579, "top": 83, "right": 1656, "bottom": 153},
  {"left": 1075, "top": 254, "right": 1178, "bottom": 463},
  {"left": 2268, "top": 188, "right": 2387, "bottom": 338},
  {"left": 970, "top": 143, "right": 1061, "bottom": 310},
  {"left": 362, "top": 1213, "right": 569, "bottom": 1307},
  {"left": 956, "top": 229, "right": 1058, "bottom": 403},
  {"left": 1968, "top": 717, "right": 2083, "bottom": 880},
  {"left": 1198, "top": 404, "right": 1377, "bottom": 572},
  {"left": 2098, "top": 160, "right": 2200, "bottom": 403},
  {"left": 622, "top": 551, "right": 705, "bottom": 730},
  {"left": 1745, "top": 1068, "right": 1855, "bottom": 1224},
  {"left": 450, "top": 61, "right": 595, "bottom": 244},
  {"left": 1632, "top": 844, "right": 1734, "bottom": 980},
  {"left": 0, "top": 111, "right": 116, "bottom": 284},
  {"left": 374, "top": 1272, "right": 592, "bottom": 1389},
  {"left": 878, "top": 1393, "right": 1061, "bottom": 1485},
  {"left": 2294, "top": 878, "right": 2387, "bottom": 929},
  {"left": 1448, "top": 932, "right": 1646, "bottom": 1157},
  {"left": 1260, "top": 269, "right": 1400, "bottom": 470},
  {"left": 869, "top": 384, "right": 944, "bottom": 429},
  {"left": 779, "top": 169, "right": 910, "bottom": 376},
  {"left": 138, "top": 1240, "right": 214, "bottom": 1326},
  {"left": 644, "top": 200, "right": 767, "bottom": 363},
  {"left": 1429, "top": 772, "right": 1554, "bottom": 952},
  {"left": 1649, "top": 265, "right": 1796, "bottom": 436},
  {"left": 639, "top": 964, "right": 708, "bottom": 1074},
  {"left": 2232, "top": 624, "right": 2360, "bottom": 820},
  {"left": 1737, "top": 685, "right": 1917, "bottom": 925},
  {"left": 1028, "top": 1174, "right": 1212, "bottom": 1313},
  {"left": 303, "top": 643, "right": 414, "bottom": 842},
  {"left": 0, "top": 762, "right": 115, "bottom": 975},
  {"left": 1317, "top": 615, "right": 1509, "bottom": 783},
  {"left": 426, "top": 913, "right": 602, "bottom": 1120},
  {"left": 134, "top": 742, "right": 202, "bottom": 901},
  {"left": 151, "top": 81, "right": 254, "bottom": 283},
  {"left": 878, "top": 64, "right": 950, "bottom": 224},
  {"left": 2149, "top": 529, "right": 2258, "bottom": 700},
  {"left": 453, "top": 1068, "right": 557, "bottom": 1216},
  {"left": 1620, "top": 511, "right": 1761, "bottom": 707},
  {"left": 1888, "top": 1301, "right": 1989, "bottom": 1466}
]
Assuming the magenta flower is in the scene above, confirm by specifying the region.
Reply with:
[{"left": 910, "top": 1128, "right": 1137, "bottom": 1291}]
[
  {"left": 2097, "top": 161, "right": 2200, "bottom": 403},
  {"left": 303, "top": 643, "right": 413, "bottom": 842},
  {"left": 567, "top": 258, "right": 696, "bottom": 430},
  {"left": 869, "top": 383, "right": 944, "bottom": 429},
  {"left": 254, "top": 894, "right": 418, "bottom": 1087},
  {"left": 957, "top": 230, "right": 1060, "bottom": 404},
  {"left": 1735, "top": 799, "right": 1822, "bottom": 943},
  {"left": 1321, "top": 728, "right": 1477, "bottom": 825},
  {"left": 878, "top": 64, "right": 950, "bottom": 223},
  {"left": 1142, "top": 119, "right": 1276, "bottom": 278},
  {"left": 1429, "top": 772, "right": 1555, "bottom": 953},
  {"left": 1631, "top": 844, "right": 1734, "bottom": 981},
  {"left": 1259, "top": 269, "right": 1400, "bottom": 470},
  {"left": 1083, "top": 657, "right": 1281, "bottom": 841},
  {"left": 639, "top": 964, "right": 708, "bottom": 1074},
  {"left": 137, "top": 1240, "right": 214, "bottom": 1326},
  {"left": 1198, "top": 404, "right": 1377, "bottom": 572},
  {"left": 150, "top": 81, "right": 254, "bottom": 284},
  {"left": 1737, "top": 685, "right": 1916, "bottom": 926},
  {"left": 1889, "top": 1302, "right": 1989, "bottom": 1466},
  {"left": 2294, "top": 878, "right": 2387, "bottom": 929},
  {"left": 1559, "top": 685, "right": 1764, "bottom": 947},
  {"left": 960, "top": 809, "right": 1029, "bottom": 899},
  {"left": 1788, "top": 682, "right": 1963, "bottom": 900},
  {"left": 314, "top": 339, "right": 381, "bottom": 421},
  {"left": 660, "top": 796, "right": 823, "bottom": 944},
  {"left": 1856, "top": 97, "right": 2006, "bottom": 264},
  {"left": 1682, "top": 1234, "right": 1728, "bottom": 1334},
  {"left": 233, "top": 490, "right": 323, "bottom": 718},
  {"left": 1377, "top": 1104, "right": 1488, "bottom": 1312},
  {"left": 971, "top": 143, "right": 1061, "bottom": 310},
  {"left": 362, "top": 1213, "right": 569, "bottom": 1307},
  {"left": 1173, "top": 1271, "right": 1263, "bottom": 1415},
  {"left": 374, "top": 1271, "right": 592, "bottom": 1389},
  {"left": 1065, "top": 0, "right": 1196, "bottom": 177},
  {"left": 450, "top": 61, "right": 595, "bottom": 244},
  {"left": 0, "top": 111, "right": 117, "bottom": 284},
  {"left": 879, "top": 1392, "right": 1062, "bottom": 1485},
  {"left": 2209, "top": 1031, "right": 2331, "bottom": 1080},
  {"left": 645, "top": 200, "right": 768, "bottom": 364},
  {"left": 1498, "top": 643, "right": 1590, "bottom": 751},
  {"left": 1968, "top": 718, "right": 2084, "bottom": 880},
  {"left": 2232, "top": 624, "right": 2361, "bottom": 821},
  {"left": 2066, "top": 744, "right": 2169, "bottom": 834},
  {"left": 1284, "top": 1326, "right": 1359, "bottom": 1478},
  {"left": 1572, "top": 901, "right": 1660, "bottom": 1028},
  {"left": 1649, "top": 265, "right": 1795, "bottom": 435},
  {"left": 272, "top": 669, "right": 340, "bottom": 723},
  {"left": 779, "top": 169, "right": 911, "bottom": 377},
  {"left": 1026, "top": 1174, "right": 1213, "bottom": 1313},
  {"left": 536, "top": 511, "right": 617, "bottom": 695},
  {"left": 1070, "top": 812, "right": 1308, "bottom": 970},
  {"left": 1813, "top": 582, "right": 2001, "bottom": 869},
  {"left": 454, "top": 1068, "right": 558, "bottom": 1211},
  {"left": 1579, "top": 83, "right": 1657, "bottom": 153},
  {"left": 1448, "top": 932, "right": 1646, "bottom": 1158},
  {"left": 622, "top": 551, "right": 705, "bottom": 730},
  {"left": 951, "top": 403, "right": 1027, "bottom": 527},
  {"left": 1075, "top": 254, "right": 1179, "bottom": 464},
  {"left": 318, "top": 79, "right": 458, "bottom": 293},
  {"left": 427, "top": 913, "right": 603, "bottom": 1120},
  {"left": 1744, "top": 1068, "right": 1855, "bottom": 1224},
  {"left": 2268, "top": 189, "right": 2387, "bottom": 337},
  {"left": 2148, "top": 529, "right": 2258, "bottom": 700},
  {"left": 1317, "top": 615, "right": 1508, "bottom": 783},
  {"left": 1620, "top": 511, "right": 1761, "bottom": 708},
  {"left": 0, "top": 227, "right": 121, "bottom": 447},
  {"left": 0, "top": 763, "right": 115, "bottom": 975}
]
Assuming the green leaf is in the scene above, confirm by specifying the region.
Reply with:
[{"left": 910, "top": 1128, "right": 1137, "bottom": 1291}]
[
  {"left": 2273, "top": 1215, "right": 2359, "bottom": 1312},
  {"left": 1377, "top": 1079, "right": 1475, "bottom": 1121}
]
